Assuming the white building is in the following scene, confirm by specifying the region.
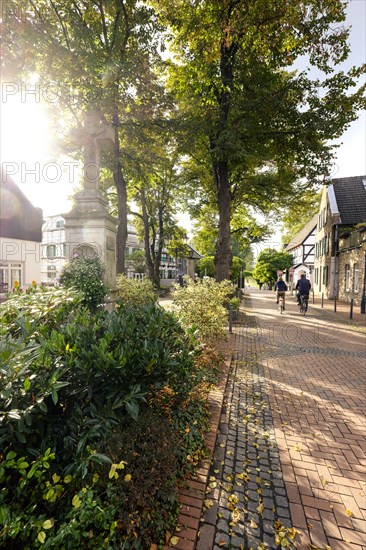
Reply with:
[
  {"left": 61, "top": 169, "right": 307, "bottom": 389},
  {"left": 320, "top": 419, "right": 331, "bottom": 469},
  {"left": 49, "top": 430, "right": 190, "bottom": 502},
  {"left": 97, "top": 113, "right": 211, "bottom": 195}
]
[
  {"left": 1, "top": 175, "right": 43, "bottom": 296},
  {"left": 41, "top": 215, "right": 68, "bottom": 284},
  {"left": 285, "top": 214, "right": 317, "bottom": 288}
]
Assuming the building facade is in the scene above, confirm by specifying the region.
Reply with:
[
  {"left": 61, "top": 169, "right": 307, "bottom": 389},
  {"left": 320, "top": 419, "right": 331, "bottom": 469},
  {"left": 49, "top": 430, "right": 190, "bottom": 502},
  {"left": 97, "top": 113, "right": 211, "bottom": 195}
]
[
  {"left": 313, "top": 175, "right": 366, "bottom": 301},
  {"left": 285, "top": 215, "right": 317, "bottom": 289},
  {"left": 337, "top": 226, "right": 366, "bottom": 305},
  {"left": 1, "top": 175, "right": 43, "bottom": 294}
]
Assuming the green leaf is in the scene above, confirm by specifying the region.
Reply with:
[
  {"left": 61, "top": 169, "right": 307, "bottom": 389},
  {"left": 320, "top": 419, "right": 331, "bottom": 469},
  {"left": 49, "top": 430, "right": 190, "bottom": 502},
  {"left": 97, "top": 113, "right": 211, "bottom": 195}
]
[
  {"left": 87, "top": 453, "right": 112, "bottom": 465},
  {"left": 6, "top": 451, "right": 16, "bottom": 461}
]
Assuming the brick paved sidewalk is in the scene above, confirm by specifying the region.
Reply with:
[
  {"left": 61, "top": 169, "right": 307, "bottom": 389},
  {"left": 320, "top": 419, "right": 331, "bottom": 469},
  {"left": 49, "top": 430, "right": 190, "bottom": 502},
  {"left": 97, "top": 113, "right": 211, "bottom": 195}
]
[
  {"left": 193, "top": 288, "right": 365, "bottom": 550},
  {"left": 286, "top": 291, "right": 366, "bottom": 329}
]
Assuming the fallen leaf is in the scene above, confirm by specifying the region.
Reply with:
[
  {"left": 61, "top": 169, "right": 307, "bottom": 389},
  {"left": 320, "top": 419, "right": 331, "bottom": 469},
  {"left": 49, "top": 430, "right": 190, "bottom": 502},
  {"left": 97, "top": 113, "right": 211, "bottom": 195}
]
[
  {"left": 250, "top": 519, "right": 258, "bottom": 529},
  {"left": 345, "top": 508, "right": 354, "bottom": 517},
  {"left": 170, "top": 536, "right": 180, "bottom": 546}
]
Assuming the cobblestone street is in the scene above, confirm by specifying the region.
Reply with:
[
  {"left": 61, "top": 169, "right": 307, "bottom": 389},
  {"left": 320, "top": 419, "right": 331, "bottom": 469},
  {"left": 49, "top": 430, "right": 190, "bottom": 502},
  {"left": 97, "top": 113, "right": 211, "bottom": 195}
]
[{"left": 196, "top": 289, "right": 366, "bottom": 550}]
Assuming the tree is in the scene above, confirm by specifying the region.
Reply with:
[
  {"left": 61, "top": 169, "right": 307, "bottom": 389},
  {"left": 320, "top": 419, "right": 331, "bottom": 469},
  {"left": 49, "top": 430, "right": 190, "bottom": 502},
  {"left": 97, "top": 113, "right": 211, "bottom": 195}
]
[
  {"left": 196, "top": 255, "right": 244, "bottom": 282},
  {"left": 126, "top": 250, "right": 146, "bottom": 275},
  {"left": 127, "top": 135, "right": 184, "bottom": 287},
  {"left": 281, "top": 189, "right": 322, "bottom": 245},
  {"left": 191, "top": 203, "right": 270, "bottom": 258},
  {"left": 3, "top": 0, "right": 163, "bottom": 274},
  {"left": 252, "top": 249, "right": 293, "bottom": 287},
  {"left": 155, "top": 0, "right": 366, "bottom": 281}
]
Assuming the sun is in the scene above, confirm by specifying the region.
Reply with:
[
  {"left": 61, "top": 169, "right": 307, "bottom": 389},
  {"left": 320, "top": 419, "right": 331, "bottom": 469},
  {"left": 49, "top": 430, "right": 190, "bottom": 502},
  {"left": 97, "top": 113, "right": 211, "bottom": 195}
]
[{"left": 1, "top": 81, "right": 76, "bottom": 215}]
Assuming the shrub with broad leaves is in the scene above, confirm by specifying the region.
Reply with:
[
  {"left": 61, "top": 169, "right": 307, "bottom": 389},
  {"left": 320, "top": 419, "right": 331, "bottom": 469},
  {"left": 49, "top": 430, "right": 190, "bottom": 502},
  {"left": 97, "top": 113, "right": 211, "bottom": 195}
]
[
  {"left": 60, "top": 255, "right": 107, "bottom": 312},
  {"left": 116, "top": 274, "right": 158, "bottom": 306},
  {"left": 173, "top": 277, "right": 234, "bottom": 340}
]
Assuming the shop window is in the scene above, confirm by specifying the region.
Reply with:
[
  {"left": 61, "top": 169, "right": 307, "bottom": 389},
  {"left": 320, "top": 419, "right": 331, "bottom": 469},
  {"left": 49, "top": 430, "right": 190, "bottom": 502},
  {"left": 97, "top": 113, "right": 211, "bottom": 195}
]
[{"left": 0, "top": 262, "right": 23, "bottom": 288}]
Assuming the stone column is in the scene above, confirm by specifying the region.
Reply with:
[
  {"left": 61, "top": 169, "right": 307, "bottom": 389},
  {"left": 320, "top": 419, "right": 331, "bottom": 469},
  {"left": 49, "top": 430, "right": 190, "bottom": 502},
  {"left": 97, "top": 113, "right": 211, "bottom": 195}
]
[{"left": 63, "top": 109, "right": 117, "bottom": 289}]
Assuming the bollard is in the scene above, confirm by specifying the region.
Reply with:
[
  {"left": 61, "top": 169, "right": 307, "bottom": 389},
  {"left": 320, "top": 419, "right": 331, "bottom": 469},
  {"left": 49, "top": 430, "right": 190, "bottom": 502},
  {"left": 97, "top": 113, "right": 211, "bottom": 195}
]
[
  {"left": 334, "top": 297, "right": 337, "bottom": 313},
  {"left": 229, "top": 304, "right": 233, "bottom": 333},
  {"left": 321, "top": 293, "right": 324, "bottom": 308},
  {"left": 350, "top": 299, "right": 354, "bottom": 320},
  {"left": 312, "top": 291, "right": 315, "bottom": 304}
]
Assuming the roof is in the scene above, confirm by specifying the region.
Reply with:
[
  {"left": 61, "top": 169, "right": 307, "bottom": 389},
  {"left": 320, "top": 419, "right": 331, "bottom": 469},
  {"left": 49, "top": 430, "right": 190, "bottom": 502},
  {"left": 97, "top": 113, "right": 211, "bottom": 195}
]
[
  {"left": 330, "top": 175, "right": 366, "bottom": 225},
  {"left": 187, "top": 244, "right": 202, "bottom": 260},
  {"left": 285, "top": 214, "right": 317, "bottom": 251},
  {"left": 0, "top": 173, "right": 43, "bottom": 242}
]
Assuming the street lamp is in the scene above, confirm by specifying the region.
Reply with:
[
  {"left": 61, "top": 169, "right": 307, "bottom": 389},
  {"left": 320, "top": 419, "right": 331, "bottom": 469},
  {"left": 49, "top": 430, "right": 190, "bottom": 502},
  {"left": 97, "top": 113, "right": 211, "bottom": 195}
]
[{"left": 360, "top": 240, "right": 366, "bottom": 314}]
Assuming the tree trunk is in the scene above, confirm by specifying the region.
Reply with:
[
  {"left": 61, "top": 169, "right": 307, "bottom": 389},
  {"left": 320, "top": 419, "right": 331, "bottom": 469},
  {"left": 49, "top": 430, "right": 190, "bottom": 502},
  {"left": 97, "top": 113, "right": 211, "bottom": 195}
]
[
  {"left": 213, "top": 159, "right": 232, "bottom": 281},
  {"left": 113, "top": 104, "right": 128, "bottom": 275},
  {"left": 140, "top": 189, "right": 155, "bottom": 283},
  {"left": 212, "top": 39, "right": 237, "bottom": 282}
]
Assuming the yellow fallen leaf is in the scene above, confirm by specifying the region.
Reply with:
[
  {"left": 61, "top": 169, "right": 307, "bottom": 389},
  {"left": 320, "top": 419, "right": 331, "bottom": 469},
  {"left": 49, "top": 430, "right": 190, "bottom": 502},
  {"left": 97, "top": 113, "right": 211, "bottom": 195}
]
[
  {"left": 204, "top": 499, "right": 214, "bottom": 509},
  {"left": 345, "top": 508, "right": 354, "bottom": 517},
  {"left": 250, "top": 519, "right": 258, "bottom": 529},
  {"left": 293, "top": 444, "right": 302, "bottom": 452},
  {"left": 257, "top": 503, "right": 264, "bottom": 515},
  {"left": 170, "top": 536, "right": 180, "bottom": 546}
]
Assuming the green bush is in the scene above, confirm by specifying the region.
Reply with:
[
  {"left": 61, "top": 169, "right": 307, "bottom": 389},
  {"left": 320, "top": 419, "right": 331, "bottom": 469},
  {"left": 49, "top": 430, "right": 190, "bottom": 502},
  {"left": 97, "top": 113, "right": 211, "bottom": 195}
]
[
  {"left": 0, "top": 288, "right": 203, "bottom": 549},
  {"left": 60, "top": 255, "right": 107, "bottom": 312},
  {"left": 0, "top": 286, "right": 216, "bottom": 548},
  {"left": 116, "top": 274, "right": 157, "bottom": 306},
  {"left": 173, "top": 277, "right": 234, "bottom": 340}
]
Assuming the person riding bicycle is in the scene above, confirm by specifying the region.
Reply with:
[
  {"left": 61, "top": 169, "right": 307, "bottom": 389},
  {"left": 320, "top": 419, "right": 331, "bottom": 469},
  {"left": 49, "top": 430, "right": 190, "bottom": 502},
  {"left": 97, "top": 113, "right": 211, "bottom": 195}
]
[
  {"left": 274, "top": 276, "right": 288, "bottom": 309},
  {"left": 295, "top": 274, "right": 311, "bottom": 305}
]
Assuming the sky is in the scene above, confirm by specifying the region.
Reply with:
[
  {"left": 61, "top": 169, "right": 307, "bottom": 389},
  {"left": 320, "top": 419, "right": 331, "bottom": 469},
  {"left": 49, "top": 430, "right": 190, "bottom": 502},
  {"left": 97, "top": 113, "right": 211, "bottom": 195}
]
[{"left": 1, "top": 0, "right": 365, "bottom": 226}]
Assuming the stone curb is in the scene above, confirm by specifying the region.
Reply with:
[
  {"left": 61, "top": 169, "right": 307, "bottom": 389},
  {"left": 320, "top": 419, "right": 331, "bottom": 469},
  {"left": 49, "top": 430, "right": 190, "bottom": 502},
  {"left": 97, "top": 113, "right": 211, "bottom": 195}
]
[{"left": 161, "top": 337, "right": 235, "bottom": 550}]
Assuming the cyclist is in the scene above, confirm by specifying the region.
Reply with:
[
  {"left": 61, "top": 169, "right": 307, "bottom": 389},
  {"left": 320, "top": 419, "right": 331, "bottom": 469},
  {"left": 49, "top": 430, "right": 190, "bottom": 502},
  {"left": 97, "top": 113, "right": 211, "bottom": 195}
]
[
  {"left": 295, "top": 274, "right": 311, "bottom": 305},
  {"left": 274, "top": 276, "right": 288, "bottom": 309}
]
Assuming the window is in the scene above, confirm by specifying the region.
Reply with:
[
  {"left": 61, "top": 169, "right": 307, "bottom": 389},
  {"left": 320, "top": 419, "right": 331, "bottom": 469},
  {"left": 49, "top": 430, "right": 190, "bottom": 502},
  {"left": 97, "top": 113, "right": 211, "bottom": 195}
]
[
  {"left": 0, "top": 262, "right": 23, "bottom": 288},
  {"left": 353, "top": 263, "right": 359, "bottom": 293},
  {"left": 55, "top": 220, "right": 64, "bottom": 229},
  {"left": 47, "top": 244, "right": 57, "bottom": 258},
  {"left": 345, "top": 264, "right": 351, "bottom": 292},
  {"left": 323, "top": 266, "right": 329, "bottom": 286},
  {"left": 315, "top": 268, "right": 318, "bottom": 284},
  {"left": 47, "top": 266, "right": 57, "bottom": 280}
]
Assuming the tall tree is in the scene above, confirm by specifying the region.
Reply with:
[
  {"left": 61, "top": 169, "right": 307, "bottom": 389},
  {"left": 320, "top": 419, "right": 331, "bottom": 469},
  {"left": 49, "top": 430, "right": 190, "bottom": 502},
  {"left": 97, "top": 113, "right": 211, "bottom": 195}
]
[
  {"left": 281, "top": 189, "right": 322, "bottom": 245},
  {"left": 252, "top": 249, "right": 293, "bottom": 286},
  {"left": 155, "top": 0, "right": 366, "bottom": 281},
  {"left": 2, "top": 0, "right": 163, "bottom": 274}
]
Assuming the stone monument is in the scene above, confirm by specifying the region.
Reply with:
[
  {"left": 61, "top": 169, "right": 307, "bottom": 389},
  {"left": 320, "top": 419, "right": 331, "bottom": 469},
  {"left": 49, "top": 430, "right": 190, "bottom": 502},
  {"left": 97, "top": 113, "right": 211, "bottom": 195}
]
[{"left": 63, "top": 109, "right": 117, "bottom": 289}]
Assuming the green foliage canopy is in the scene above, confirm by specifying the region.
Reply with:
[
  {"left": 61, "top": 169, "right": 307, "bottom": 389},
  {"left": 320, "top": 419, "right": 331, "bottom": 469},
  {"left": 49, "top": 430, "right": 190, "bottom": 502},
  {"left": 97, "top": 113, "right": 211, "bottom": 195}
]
[
  {"left": 252, "top": 249, "right": 293, "bottom": 285},
  {"left": 154, "top": 0, "right": 366, "bottom": 281}
]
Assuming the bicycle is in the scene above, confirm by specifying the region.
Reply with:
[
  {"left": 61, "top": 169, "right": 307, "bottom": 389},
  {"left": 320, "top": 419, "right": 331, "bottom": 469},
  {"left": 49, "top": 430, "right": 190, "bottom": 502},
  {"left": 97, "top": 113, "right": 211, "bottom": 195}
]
[
  {"left": 299, "top": 294, "right": 309, "bottom": 315},
  {"left": 277, "top": 292, "right": 285, "bottom": 314}
]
